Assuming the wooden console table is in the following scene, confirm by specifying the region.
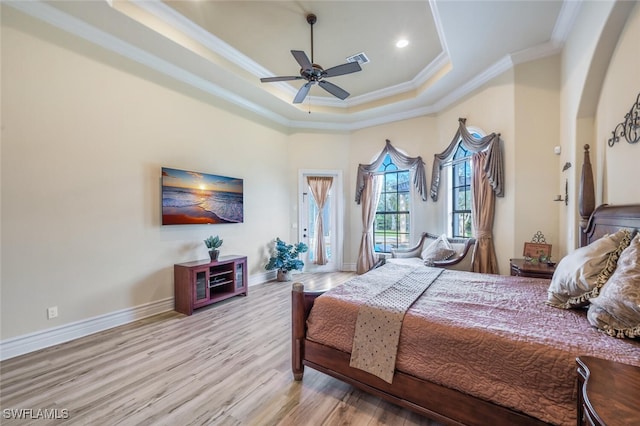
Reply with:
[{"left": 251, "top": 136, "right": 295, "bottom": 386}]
[{"left": 174, "top": 255, "right": 247, "bottom": 315}]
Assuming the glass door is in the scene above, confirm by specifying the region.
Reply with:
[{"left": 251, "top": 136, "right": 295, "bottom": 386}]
[{"left": 299, "top": 171, "right": 342, "bottom": 272}]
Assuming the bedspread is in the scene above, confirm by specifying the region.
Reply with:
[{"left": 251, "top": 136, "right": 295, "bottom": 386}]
[{"left": 306, "top": 263, "right": 640, "bottom": 425}]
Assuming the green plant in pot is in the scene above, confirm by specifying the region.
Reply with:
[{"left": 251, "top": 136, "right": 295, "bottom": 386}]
[
  {"left": 265, "top": 238, "right": 308, "bottom": 281},
  {"left": 204, "top": 235, "right": 223, "bottom": 261}
]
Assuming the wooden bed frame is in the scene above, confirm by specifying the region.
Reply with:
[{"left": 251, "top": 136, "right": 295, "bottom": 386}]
[{"left": 291, "top": 145, "right": 640, "bottom": 425}]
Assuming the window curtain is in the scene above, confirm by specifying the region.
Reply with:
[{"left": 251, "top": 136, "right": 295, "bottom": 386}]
[
  {"left": 430, "top": 118, "right": 503, "bottom": 202},
  {"left": 471, "top": 151, "right": 499, "bottom": 274},
  {"left": 355, "top": 139, "right": 427, "bottom": 204},
  {"left": 356, "top": 174, "right": 382, "bottom": 274},
  {"left": 307, "top": 176, "right": 333, "bottom": 265},
  {"left": 431, "top": 118, "right": 503, "bottom": 274}
]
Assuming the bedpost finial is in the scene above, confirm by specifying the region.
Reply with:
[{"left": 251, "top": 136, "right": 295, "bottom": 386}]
[{"left": 584, "top": 144, "right": 590, "bottom": 152}]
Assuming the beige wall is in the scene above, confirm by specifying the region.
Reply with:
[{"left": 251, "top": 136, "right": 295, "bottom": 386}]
[
  {"left": 558, "top": 0, "right": 639, "bottom": 252},
  {"left": 513, "top": 55, "right": 562, "bottom": 261},
  {"left": 2, "top": 1, "right": 638, "bottom": 348},
  {"left": 595, "top": 3, "right": 640, "bottom": 204},
  {"left": 435, "top": 70, "right": 517, "bottom": 274},
  {"left": 1, "top": 19, "right": 290, "bottom": 339},
  {"left": 348, "top": 117, "right": 440, "bottom": 268}
]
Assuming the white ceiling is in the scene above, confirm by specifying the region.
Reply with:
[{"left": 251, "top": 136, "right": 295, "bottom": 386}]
[{"left": 7, "top": 0, "right": 582, "bottom": 131}]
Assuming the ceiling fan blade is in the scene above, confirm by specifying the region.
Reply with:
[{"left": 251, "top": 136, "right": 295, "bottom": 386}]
[
  {"left": 291, "top": 50, "right": 312, "bottom": 71},
  {"left": 322, "top": 61, "right": 362, "bottom": 78},
  {"left": 260, "top": 76, "right": 304, "bottom": 83},
  {"left": 318, "top": 80, "right": 350, "bottom": 100},
  {"left": 293, "top": 82, "right": 312, "bottom": 104}
]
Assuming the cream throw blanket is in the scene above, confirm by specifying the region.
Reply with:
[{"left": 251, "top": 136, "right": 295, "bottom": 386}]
[{"left": 349, "top": 267, "right": 443, "bottom": 383}]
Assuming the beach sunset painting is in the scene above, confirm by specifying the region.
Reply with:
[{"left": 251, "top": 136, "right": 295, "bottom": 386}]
[{"left": 162, "top": 167, "right": 243, "bottom": 225}]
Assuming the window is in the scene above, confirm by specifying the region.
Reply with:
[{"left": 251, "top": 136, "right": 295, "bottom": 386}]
[
  {"left": 450, "top": 142, "right": 473, "bottom": 238},
  {"left": 374, "top": 154, "right": 410, "bottom": 252}
]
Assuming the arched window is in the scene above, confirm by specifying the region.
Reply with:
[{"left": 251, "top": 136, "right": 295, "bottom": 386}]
[
  {"left": 451, "top": 143, "right": 472, "bottom": 238},
  {"left": 374, "top": 154, "right": 410, "bottom": 252}
]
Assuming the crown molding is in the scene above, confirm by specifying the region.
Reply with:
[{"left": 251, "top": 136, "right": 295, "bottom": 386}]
[{"left": 6, "top": 0, "right": 579, "bottom": 133}]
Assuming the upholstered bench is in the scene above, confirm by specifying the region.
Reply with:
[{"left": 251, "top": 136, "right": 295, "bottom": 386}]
[{"left": 388, "top": 232, "right": 476, "bottom": 272}]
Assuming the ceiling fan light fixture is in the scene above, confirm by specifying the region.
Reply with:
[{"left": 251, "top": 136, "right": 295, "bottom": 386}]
[{"left": 259, "top": 13, "right": 363, "bottom": 104}]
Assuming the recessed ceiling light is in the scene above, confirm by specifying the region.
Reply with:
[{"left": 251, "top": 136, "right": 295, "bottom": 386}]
[{"left": 396, "top": 39, "right": 409, "bottom": 48}]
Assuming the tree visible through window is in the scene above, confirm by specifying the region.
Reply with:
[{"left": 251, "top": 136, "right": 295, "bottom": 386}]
[
  {"left": 451, "top": 143, "right": 473, "bottom": 238},
  {"left": 374, "top": 154, "right": 410, "bottom": 252}
]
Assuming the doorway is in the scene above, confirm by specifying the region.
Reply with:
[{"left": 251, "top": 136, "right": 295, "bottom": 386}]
[{"left": 298, "top": 170, "right": 343, "bottom": 272}]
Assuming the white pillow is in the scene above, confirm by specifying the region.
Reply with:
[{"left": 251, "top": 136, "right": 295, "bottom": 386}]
[
  {"left": 546, "top": 229, "right": 631, "bottom": 308},
  {"left": 421, "top": 234, "right": 456, "bottom": 267}
]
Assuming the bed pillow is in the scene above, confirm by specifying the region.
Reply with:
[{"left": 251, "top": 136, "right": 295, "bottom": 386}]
[
  {"left": 546, "top": 229, "right": 631, "bottom": 309},
  {"left": 421, "top": 234, "right": 456, "bottom": 267},
  {"left": 587, "top": 234, "right": 640, "bottom": 338}
]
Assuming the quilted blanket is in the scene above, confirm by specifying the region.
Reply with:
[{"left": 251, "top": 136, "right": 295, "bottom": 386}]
[{"left": 306, "top": 263, "right": 640, "bottom": 425}]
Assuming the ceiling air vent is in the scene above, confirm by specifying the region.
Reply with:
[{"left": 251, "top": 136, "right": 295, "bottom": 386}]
[{"left": 346, "top": 52, "right": 370, "bottom": 65}]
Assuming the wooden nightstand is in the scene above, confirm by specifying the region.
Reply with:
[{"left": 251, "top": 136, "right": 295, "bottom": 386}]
[
  {"left": 576, "top": 356, "right": 640, "bottom": 426},
  {"left": 509, "top": 258, "right": 556, "bottom": 279}
]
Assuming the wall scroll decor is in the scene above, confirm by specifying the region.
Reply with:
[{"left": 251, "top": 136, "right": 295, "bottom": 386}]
[{"left": 608, "top": 92, "right": 639, "bottom": 147}]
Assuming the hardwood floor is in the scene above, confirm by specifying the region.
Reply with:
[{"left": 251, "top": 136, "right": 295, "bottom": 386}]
[{"left": 1, "top": 272, "right": 441, "bottom": 425}]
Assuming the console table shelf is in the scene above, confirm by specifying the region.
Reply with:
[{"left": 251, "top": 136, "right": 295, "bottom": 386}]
[{"left": 174, "top": 255, "right": 247, "bottom": 315}]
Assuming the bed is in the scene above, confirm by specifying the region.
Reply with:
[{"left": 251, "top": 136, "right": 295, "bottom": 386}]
[{"left": 291, "top": 146, "right": 640, "bottom": 426}]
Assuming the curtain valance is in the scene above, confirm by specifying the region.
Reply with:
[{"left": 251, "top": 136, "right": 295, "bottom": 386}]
[
  {"left": 430, "top": 118, "right": 504, "bottom": 201},
  {"left": 355, "top": 139, "right": 427, "bottom": 204}
]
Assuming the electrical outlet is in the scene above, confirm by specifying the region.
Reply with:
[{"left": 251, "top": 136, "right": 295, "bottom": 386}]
[{"left": 47, "top": 306, "right": 58, "bottom": 319}]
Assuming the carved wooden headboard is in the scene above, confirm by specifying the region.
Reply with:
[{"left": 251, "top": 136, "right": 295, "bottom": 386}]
[
  {"left": 582, "top": 204, "right": 640, "bottom": 246},
  {"left": 578, "top": 144, "right": 640, "bottom": 246}
]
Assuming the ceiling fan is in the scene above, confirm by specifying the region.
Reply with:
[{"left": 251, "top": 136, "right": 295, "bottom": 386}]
[{"left": 260, "top": 13, "right": 362, "bottom": 104}]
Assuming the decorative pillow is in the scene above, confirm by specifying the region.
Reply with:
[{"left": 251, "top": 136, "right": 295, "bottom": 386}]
[
  {"left": 421, "top": 234, "right": 456, "bottom": 266},
  {"left": 546, "top": 229, "right": 632, "bottom": 308},
  {"left": 587, "top": 234, "right": 640, "bottom": 338}
]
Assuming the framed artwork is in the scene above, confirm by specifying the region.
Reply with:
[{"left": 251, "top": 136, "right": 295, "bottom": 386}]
[
  {"left": 161, "top": 167, "right": 244, "bottom": 225},
  {"left": 523, "top": 242, "right": 552, "bottom": 259}
]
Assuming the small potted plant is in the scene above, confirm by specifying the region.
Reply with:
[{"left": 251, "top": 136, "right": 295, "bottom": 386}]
[
  {"left": 265, "top": 238, "right": 308, "bottom": 281},
  {"left": 204, "top": 235, "right": 223, "bottom": 261}
]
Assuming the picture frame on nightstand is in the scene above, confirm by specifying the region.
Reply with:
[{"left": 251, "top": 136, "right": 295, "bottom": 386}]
[{"left": 523, "top": 242, "right": 552, "bottom": 260}]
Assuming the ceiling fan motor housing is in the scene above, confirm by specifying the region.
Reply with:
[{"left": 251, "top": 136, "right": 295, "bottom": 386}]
[{"left": 300, "top": 64, "right": 325, "bottom": 81}]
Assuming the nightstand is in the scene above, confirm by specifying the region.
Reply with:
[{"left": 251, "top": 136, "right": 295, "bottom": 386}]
[
  {"left": 576, "top": 356, "right": 640, "bottom": 426},
  {"left": 509, "top": 258, "right": 556, "bottom": 279}
]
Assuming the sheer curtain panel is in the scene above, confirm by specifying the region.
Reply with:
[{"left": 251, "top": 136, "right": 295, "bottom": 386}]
[{"left": 307, "top": 176, "right": 333, "bottom": 265}]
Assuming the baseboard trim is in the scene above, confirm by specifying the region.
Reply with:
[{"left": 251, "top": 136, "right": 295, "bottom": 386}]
[
  {"left": 0, "top": 297, "right": 176, "bottom": 361},
  {"left": 1, "top": 271, "right": 290, "bottom": 361}
]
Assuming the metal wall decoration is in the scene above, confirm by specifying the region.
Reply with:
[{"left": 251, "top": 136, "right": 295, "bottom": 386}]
[
  {"left": 608, "top": 92, "right": 640, "bottom": 147},
  {"left": 531, "top": 231, "right": 547, "bottom": 243}
]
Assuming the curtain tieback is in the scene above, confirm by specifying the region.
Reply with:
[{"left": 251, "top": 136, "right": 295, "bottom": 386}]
[{"left": 474, "top": 231, "right": 492, "bottom": 239}]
